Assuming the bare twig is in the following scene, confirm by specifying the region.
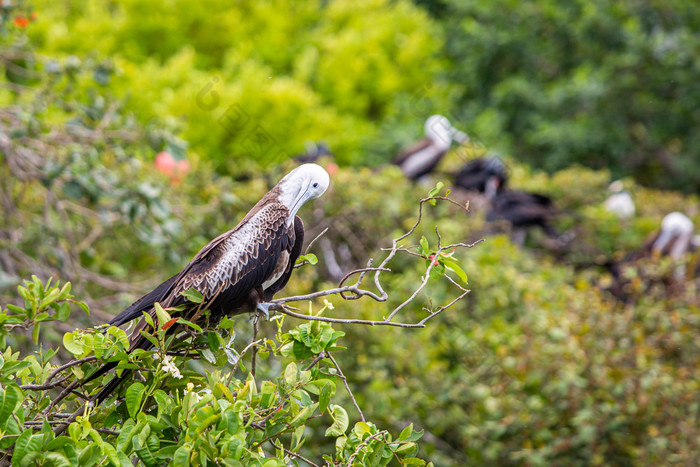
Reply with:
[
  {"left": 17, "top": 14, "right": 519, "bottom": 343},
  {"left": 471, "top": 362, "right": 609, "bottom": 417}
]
[
  {"left": 305, "top": 227, "right": 329, "bottom": 255},
  {"left": 42, "top": 380, "right": 80, "bottom": 416},
  {"left": 20, "top": 356, "right": 97, "bottom": 391},
  {"left": 327, "top": 352, "right": 365, "bottom": 422},
  {"left": 303, "top": 351, "right": 328, "bottom": 371},
  {"left": 268, "top": 439, "right": 321, "bottom": 467},
  {"left": 272, "top": 196, "right": 480, "bottom": 328},
  {"left": 227, "top": 338, "right": 266, "bottom": 385},
  {"left": 23, "top": 420, "right": 118, "bottom": 436},
  {"left": 251, "top": 315, "right": 259, "bottom": 378}
]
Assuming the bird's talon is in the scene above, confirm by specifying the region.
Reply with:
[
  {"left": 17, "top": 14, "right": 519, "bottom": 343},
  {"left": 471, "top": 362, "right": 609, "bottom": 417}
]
[{"left": 256, "top": 302, "right": 273, "bottom": 321}]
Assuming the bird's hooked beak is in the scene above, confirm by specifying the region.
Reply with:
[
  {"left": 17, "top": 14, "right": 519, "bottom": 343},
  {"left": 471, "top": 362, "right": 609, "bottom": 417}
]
[
  {"left": 451, "top": 127, "right": 470, "bottom": 144},
  {"left": 485, "top": 176, "right": 501, "bottom": 200},
  {"left": 651, "top": 230, "right": 673, "bottom": 256},
  {"left": 288, "top": 178, "right": 312, "bottom": 219}
]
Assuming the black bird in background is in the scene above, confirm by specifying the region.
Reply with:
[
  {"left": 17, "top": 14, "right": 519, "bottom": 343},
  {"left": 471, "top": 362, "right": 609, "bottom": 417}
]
[
  {"left": 294, "top": 141, "right": 333, "bottom": 164},
  {"left": 454, "top": 156, "right": 508, "bottom": 193},
  {"left": 59, "top": 164, "right": 330, "bottom": 424},
  {"left": 482, "top": 167, "right": 566, "bottom": 246}
]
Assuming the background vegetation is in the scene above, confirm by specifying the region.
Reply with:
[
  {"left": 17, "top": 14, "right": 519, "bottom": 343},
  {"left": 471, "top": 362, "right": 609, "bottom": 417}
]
[{"left": 2, "top": 0, "right": 700, "bottom": 465}]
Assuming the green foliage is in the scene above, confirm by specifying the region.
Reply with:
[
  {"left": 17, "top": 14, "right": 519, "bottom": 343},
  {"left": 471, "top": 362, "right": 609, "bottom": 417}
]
[
  {"left": 440, "top": 0, "right": 700, "bottom": 192},
  {"left": 0, "top": 280, "right": 431, "bottom": 465},
  {"left": 28, "top": 0, "right": 448, "bottom": 172},
  {"left": 0, "top": 276, "right": 86, "bottom": 349}
]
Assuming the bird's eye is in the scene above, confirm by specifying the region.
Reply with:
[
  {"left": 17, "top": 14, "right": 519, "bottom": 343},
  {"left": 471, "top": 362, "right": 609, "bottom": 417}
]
[{"left": 312, "top": 182, "right": 319, "bottom": 188}]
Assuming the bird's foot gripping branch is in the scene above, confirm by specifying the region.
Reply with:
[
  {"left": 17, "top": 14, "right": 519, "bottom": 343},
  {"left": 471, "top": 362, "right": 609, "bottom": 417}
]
[{"left": 0, "top": 189, "right": 479, "bottom": 465}]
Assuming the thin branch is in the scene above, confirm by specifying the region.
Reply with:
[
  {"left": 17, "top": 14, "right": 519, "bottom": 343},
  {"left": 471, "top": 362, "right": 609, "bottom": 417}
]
[
  {"left": 268, "top": 439, "right": 321, "bottom": 467},
  {"left": 272, "top": 196, "right": 479, "bottom": 328},
  {"left": 275, "top": 305, "right": 427, "bottom": 328},
  {"left": 23, "top": 420, "right": 118, "bottom": 436},
  {"left": 251, "top": 315, "right": 259, "bottom": 378},
  {"left": 227, "top": 338, "right": 266, "bottom": 385},
  {"left": 327, "top": 352, "right": 365, "bottom": 422},
  {"left": 20, "top": 356, "right": 97, "bottom": 391},
  {"left": 305, "top": 227, "right": 329, "bottom": 255},
  {"left": 303, "top": 351, "right": 328, "bottom": 372},
  {"left": 42, "top": 380, "right": 80, "bottom": 416}
]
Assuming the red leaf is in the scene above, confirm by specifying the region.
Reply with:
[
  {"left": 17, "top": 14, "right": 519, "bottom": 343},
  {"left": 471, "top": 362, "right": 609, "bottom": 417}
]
[{"left": 162, "top": 317, "right": 179, "bottom": 330}]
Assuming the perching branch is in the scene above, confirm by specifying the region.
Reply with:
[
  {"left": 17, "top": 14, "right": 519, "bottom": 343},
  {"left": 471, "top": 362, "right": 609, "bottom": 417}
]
[{"left": 273, "top": 195, "right": 482, "bottom": 328}]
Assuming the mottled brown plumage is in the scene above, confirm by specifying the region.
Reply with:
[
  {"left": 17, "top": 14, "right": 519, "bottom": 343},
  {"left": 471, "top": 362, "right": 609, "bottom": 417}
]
[{"left": 86, "top": 164, "right": 328, "bottom": 404}]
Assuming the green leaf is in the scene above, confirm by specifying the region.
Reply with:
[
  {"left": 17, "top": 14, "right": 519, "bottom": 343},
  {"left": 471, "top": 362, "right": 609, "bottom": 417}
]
[
  {"left": 0, "top": 385, "right": 22, "bottom": 431},
  {"left": 394, "top": 442, "right": 417, "bottom": 455},
  {"left": 125, "top": 383, "right": 146, "bottom": 419},
  {"left": 44, "top": 452, "right": 71, "bottom": 467},
  {"left": 57, "top": 282, "right": 72, "bottom": 300},
  {"left": 32, "top": 323, "right": 41, "bottom": 345},
  {"left": 401, "top": 458, "right": 427, "bottom": 465},
  {"left": 133, "top": 434, "right": 159, "bottom": 467},
  {"left": 318, "top": 381, "right": 335, "bottom": 413},
  {"left": 172, "top": 445, "right": 191, "bottom": 467},
  {"left": 325, "top": 404, "right": 349, "bottom": 437},
  {"left": 13, "top": 429, "right": 42, "bottom": 466},
  {"left": 290, "top": 403, "right": 317, "bottom": 427},
  {"left": 420, "top": 236, "right": 429, "bottom": 255},
  {"left": 296, "top": 253, "right": 318, "bottom": 265},
  {"left": 153, "top": 303, "right": 171, "bottom": 326},
  {"left": 176, "top": 318, "right": 202, "bottom": 333},
  {"left": 116, "top": 419, "right": 136, "bottom": 452},
  {"left": 399, "top": 423, "right": 414, "bottom": 442},
  {"left": 353, "top": 421, "right": 372, "bottom": 437},
  {"left": 78, "top": 301, "right": 90, "bottom": 316},
  {"left": 284, "top": 362, "right": 298, "bottom": 386},
  {"left": 206, "top": 332, "right": 221, "bottom": 352},
  {"left": 428, "top": 181, "right": 444, "bottom": 197},
  {"left": 56, "top": 302, "right": 71, "bottom": 321},
  {"left": 62, "top": 333, "right": 84, "bottom": 356},
  {"left": 441, "top": 257, "right": 468, "bottom": 284},
  {"left": 108, "top": 327, "right": 130, "bottom": 350},
  {"left": 180, "top": 288, "right": 203, "bottom": 304},
  {"left": 5, "top": 304, "right": 25, "bottom": 315},
  {"left": 201, "top": 349, "right": 216, "bottom": 364},
  {"left": 39, "top": 288, "right": 61, "bottom": 310},
  {"left": 45, "top": 437, "right": 71, "bottom": 452}
]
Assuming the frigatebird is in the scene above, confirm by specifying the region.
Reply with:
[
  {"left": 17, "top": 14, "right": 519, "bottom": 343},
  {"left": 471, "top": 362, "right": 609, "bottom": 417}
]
[
  {"left": 604, "top": 180, "right": 635, "bottom": 219},
  {"left": 86, "top": 163, "right": 330, "bottom": 405},
  {"left": 393, "top": 115, "right": 469, "bottom": 181},
  {"left": 601, "top": 212, "right": 698, "bottom": 301},
  {"left": 649, "top": 212, "right": 696, "bottom": 257},
  {"left": 484, "top": 175, "right": 564, "bottom": 245},
  {"left": 454, "top": 156, "right": 508, "bottom": 193},
  {"left": 294, "top": 141, "right": 333, "bottom": 164}
]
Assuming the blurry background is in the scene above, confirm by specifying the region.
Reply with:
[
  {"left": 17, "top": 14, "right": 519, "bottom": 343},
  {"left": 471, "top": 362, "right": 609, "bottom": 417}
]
[{"left": 2, "top": 0, "right": 699, "bottom": 464}]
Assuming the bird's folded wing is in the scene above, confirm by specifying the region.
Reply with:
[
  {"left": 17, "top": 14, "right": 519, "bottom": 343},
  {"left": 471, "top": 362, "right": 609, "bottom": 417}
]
[
  {"left": 392, "top": 138, "right": 432, "bottom": 165},
  {"left": 108, "top": 204, "right": 294, "bottom": 331}
]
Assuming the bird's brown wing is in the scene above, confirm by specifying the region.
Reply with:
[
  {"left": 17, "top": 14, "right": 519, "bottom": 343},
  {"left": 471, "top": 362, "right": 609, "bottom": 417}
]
[
  {"left": 264, "top": 215, "right": 304, "bottom": 301},
  {"left": 392, "top": 138, "right": 432, "bottom": 165}
]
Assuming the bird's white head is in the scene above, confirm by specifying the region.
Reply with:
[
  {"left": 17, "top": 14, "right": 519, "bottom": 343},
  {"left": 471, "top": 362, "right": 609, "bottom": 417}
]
[
  {"left": 652, "top": 211, "right": 695, "bottom": 254},
  {"left": 278, "top": 163, "right": 330, "bottom": 222},
  {"left": 424, "top": 115, "right": 469, "bottom": 150},
  {"left": 661, "top": 212, "right": 694, "bottom": 235},
  {"left": 608, "top": 180, "right": 625, "bottom": 193}
]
